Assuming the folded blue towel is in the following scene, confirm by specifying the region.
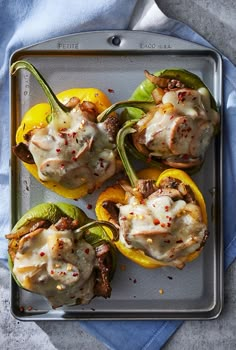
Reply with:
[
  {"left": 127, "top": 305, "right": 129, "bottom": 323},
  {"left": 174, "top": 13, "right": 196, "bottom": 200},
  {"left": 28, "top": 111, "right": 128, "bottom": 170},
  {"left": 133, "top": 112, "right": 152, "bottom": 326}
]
[{"left": 0, "top": 1, "right": 235, "bottom": 350}]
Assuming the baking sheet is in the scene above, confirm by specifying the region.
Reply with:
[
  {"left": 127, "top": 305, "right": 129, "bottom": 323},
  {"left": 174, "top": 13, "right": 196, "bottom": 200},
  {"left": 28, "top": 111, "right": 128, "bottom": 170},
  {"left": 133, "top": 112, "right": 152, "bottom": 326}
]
[{"left": 9, "top": 30, "right": 223, "bottom": 320}]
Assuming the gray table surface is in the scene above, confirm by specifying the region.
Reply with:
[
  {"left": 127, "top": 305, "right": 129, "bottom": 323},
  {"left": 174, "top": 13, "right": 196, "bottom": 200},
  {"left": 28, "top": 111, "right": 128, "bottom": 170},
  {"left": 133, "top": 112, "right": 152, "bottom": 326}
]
[{"left": 1, "top": 0, "right": 236, "bottom": 349}]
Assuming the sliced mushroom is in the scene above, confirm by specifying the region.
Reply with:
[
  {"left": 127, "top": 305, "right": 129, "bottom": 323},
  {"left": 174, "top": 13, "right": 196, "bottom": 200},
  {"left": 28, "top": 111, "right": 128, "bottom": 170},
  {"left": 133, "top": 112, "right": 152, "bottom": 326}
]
[
  {"left": 65, "top": 96, "right": 81, "bottom": 109},
  {"left": 144, "top": 70, "right": 170, "bottom": 88},
  {"left": 76, "top": 101, "right": 98, "bottom": 122},
  {"left": 168, "top": 116, "right": 195, "bottom": 155},
  {"left": 18, "top": 228, "right": 44, "bottom": 254},
  {"left": 102, "top": 201, "right": 120, "bottom": 228},
  {"left": 12, "top": 142, "right": 35, "bottom": 164}
]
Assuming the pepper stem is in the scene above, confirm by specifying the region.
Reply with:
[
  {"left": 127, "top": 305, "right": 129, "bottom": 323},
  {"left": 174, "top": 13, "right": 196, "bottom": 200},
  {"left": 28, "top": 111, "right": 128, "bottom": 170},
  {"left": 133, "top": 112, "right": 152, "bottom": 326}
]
[
  {"left": 75, "top": 220, "right": 119, "bottom": 242},
  {"left": 11, "top": 60, "right": 69, "bottom": 114},
  {"left": 117, "top": 120, "right": 139, "bottom": 188},
  {"left": 97, "top": 100, "right": 156, "bottom": 123}
]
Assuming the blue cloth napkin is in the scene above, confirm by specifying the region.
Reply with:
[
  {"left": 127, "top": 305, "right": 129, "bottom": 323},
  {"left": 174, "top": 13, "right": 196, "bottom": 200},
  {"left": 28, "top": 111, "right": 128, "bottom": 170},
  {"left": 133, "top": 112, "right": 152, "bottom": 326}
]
[{"left": 0, "top": 1, "right": 236, "bottom": 349}]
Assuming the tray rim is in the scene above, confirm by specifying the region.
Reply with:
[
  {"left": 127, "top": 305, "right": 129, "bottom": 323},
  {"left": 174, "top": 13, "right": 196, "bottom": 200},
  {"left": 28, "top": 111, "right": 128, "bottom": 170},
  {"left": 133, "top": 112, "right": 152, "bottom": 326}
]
[{"left": 9, "top": 30, "right": 223, "bottom": 321}]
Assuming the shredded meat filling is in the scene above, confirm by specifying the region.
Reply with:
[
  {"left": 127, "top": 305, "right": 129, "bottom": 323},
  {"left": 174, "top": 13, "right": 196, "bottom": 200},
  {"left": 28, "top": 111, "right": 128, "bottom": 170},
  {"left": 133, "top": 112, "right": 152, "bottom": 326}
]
[{"left": 94, "top": 243, "right": 113, "bottom": 298}]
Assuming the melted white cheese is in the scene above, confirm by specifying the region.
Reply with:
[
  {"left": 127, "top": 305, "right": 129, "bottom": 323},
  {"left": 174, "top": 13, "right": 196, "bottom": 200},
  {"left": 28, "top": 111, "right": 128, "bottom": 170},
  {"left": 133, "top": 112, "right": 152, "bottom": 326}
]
[
  {"left": 13, "top": 227, "right": 96, "bottom": 307},
  {"left": 119, "top": 194, "right": 207, "bottom": 266},
  {"left": 28, "top": 108, "right": 116, "bottom": 190},
  {"left": 139, "top": 87, "right": 219, "bottom": 159}
]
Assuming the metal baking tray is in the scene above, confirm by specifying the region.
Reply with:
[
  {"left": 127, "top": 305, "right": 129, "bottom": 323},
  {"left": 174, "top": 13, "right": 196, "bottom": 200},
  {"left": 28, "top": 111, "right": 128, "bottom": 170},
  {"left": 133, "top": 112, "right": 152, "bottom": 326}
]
[{"left": 9, "top": 30, "right": 223, "bottom": 320}]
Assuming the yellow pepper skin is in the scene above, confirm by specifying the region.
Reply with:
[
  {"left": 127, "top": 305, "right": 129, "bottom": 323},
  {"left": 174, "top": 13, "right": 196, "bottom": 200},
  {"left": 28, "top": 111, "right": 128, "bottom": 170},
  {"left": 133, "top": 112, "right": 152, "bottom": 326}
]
[
  {"left": 95, "top": 168, "right": 207, "bottom": 269},
  {"left": 12, "top": 60, "right": 116, "bottom": 199},
  {"left": 16, "top": 88, "right": 113, "bottom": 199}
]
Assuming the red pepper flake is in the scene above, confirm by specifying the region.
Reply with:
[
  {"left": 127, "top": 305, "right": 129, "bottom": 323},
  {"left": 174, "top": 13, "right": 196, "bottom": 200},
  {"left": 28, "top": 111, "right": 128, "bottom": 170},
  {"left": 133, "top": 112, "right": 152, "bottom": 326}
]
[
  {"left": 64, "top": 140, "right": 68, "bottom": 145},
  {"left": 182, "top": 154, "right": 189, "bottom": 160},
  {"left": 27, "top": 306, "right": 33, "bottom": 311},
  {"left": 84, "top": 248, "right": 90, "bottom": 254},
  {"left": 60, "top": 163, "right": 65, "bottom": 169},
  {"left": 120, "top": 264, "right": 126, "bottom": 271},
  {"left": 120, "top": 216, "right": 127, "bottom": 221},
  {"left": 153, "top": 218, "right": 160, "bottom": 225},
  {"left": 56, "top": 148, "right": 61, "bottom": 153},
  {"left": 167, "top": 222, "right": 171, "bottom": 227},
  {"left": 161, "top": 223, "right": 166, "bottom": 228},
  {"left": 71, "top": 150, "right": 76, "bottom": 154},
  {"left": 140, "top": 199, "right": 146, "bottom": 205},
  {"left": 178, "top": 91, "right": 187, "bottom": 102},
  {"left": 73, "top": 272, "right": 79, "bottom": 277},
  {"left": 108, "top": 88, "right": 115, "bottom": 93},
  {"left": 51, "top": 270, "right": 54, "bottom": 275},
  {"left": 165, "top": 206, "right": 169, "bottom": 212},
  {"left": 72, "top": 132, "right": 77, "bottom": 138},
  {"left": 170, "top": 115, "right": 174, "bottom": 120},
  {"left": 19, "top": 306, "right": 24, "bottom": 312},
  {"left": 72, "top": 157, "right": 77, "bottom": 161},
  {"left": 39, "top": 252, "right": 45, "bottom": 257},
  {"left": 87, "top": 204, "right": 93, "bottom": 210}
]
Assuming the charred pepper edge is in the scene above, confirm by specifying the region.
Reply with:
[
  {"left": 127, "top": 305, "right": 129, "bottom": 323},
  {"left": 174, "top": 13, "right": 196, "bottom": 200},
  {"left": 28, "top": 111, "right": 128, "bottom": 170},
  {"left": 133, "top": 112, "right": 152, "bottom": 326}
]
[{"left": 6, "top": 202, "right": 118, "bottom": 293}]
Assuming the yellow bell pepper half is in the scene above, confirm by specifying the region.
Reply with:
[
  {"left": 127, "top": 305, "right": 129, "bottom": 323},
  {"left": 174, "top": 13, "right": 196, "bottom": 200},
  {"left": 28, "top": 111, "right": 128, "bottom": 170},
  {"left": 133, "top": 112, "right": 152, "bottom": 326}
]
[
  {"left": 12, "top": 61, "right": 114, "bottom": 199},
  {"left": 95, "top": 168, "right": 207, "bottom": 269}
]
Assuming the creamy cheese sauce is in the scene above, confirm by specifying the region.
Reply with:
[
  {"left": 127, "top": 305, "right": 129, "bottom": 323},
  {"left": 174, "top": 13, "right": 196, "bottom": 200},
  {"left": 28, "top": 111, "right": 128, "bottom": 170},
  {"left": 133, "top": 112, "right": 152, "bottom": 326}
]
[
  {"left": 138, "top": 87, "right": 219, "bottom": 159},
  {"left": 28, "top": 108, "right": 116, "bottom": 190},
  {"left": 13, "top": 226, "right": 96, "bottom": 307},
  {"left": 119, "top": 194, "right": 207, "bottom": 267}
]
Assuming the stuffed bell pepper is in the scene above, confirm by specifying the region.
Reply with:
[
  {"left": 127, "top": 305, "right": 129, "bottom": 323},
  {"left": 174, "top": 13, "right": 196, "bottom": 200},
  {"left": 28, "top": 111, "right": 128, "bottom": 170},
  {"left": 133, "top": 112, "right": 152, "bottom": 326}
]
[
  {"left": 98, "top": 68, "right": 220, "bottom": 170},
  {"left": 11, "top": 60, "right": 121, "bottom": 199},
  {"left": 5, "top": 202, "right": 118, "bottom": 308},
  {"left": 95, "top": 121, "right": 209, "bottom": 269}
]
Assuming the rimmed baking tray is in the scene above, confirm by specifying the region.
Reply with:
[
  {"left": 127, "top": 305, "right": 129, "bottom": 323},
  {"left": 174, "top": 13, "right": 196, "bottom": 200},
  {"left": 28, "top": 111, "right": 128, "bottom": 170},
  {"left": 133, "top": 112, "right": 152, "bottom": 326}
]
[{"left": 9, "top": 30, "right": 223, "bottom": 320}]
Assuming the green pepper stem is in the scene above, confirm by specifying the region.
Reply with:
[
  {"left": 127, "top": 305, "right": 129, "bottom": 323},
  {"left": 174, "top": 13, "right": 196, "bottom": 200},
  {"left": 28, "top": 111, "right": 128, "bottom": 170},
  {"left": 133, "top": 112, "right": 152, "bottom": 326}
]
[
  {"left": 11, "top": 60, "right": 69, "bottom": 114},
  {"left": 117, "top": 120, "right": 139, "bottom": 187},
  {"left": 75, "top": 220, "right": 119, "bottom": 242},
  {"left": 97, "top": 100, "right": 156, "bottom": 123}
]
